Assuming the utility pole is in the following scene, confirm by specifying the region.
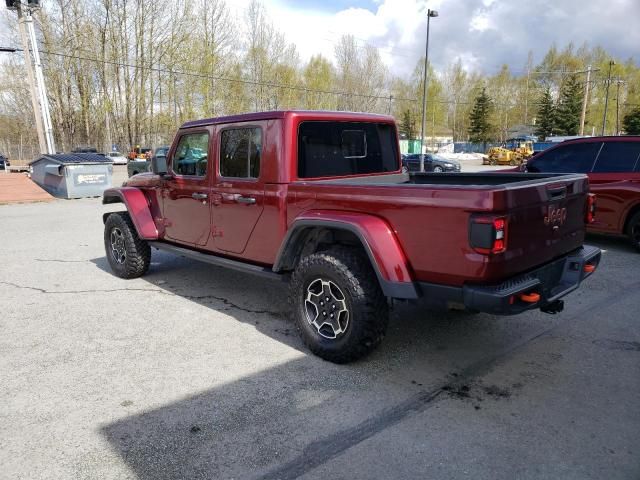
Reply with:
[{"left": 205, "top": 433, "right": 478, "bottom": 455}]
[
  {"left": 25, "top": 7, "right": 56, "bottom": 153},
  {"left": 614, "top": 78, "right": 626, "bottom": 136},
  {"left": 579, "top": 65, "right": 591, "bottom": 136},
  {"left": 524, "top": 66, "right": 530, "bottom": 125},
  {"left": 602, "top": 60, "right": 615, "bottom": 136},
  {"left": 15, "top": 7, "right": 47, "bottom": 154}
]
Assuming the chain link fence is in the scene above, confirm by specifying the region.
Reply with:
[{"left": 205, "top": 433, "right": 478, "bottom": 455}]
[{"left": 1, "top": 143, "right": 41, "bottom": 166}]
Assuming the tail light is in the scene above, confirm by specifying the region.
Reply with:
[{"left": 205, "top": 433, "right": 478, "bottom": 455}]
[
  {"left": 586, "top": 193, "right": 596, "bottom": 223},
  {"left": 469, "top": 215, "right": 508, "bottom": 254}
]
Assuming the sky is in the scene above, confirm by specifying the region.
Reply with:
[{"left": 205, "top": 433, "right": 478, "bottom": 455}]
[
  {"left": 229, "top": 0, "right": 640, "bottom": 76},
  {"left": 1, "top": 0, "right": 639, "bottom": 77}
]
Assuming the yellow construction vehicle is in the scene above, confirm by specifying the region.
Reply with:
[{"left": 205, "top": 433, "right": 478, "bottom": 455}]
[{"left": 483, "top": 137, "right": 534, "bottom": 166}]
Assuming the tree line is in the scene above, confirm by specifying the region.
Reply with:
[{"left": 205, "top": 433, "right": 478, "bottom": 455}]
[{"left": 0, "top": 0, "right": 639, "bottom": 157}]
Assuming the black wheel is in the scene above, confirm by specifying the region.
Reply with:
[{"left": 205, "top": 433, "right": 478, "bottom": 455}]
[
  {"left": 288, "top": 246, "right": 389, "bottom": 363},
  {"left": 433, "top": 166, "right": 444, "bottom": 173},
  {"left": 509, "top": 159, "right": 516, "bottom": 166},
  {"left": 490, "top": 158, "right": 497, "bottom": 165},
  {"left": 104, "top": 212, "right": 151, "bottom": 278},
  {"left": 627, "top": 212, "right": 640, "bottom": 252}
]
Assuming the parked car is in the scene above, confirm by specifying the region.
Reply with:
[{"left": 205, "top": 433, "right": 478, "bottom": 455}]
[
  {"left": 127, "top": 146, "right": 170, "bottom": 177},
  {"left": 105, "top": 151, "right": 128, "bottom": 165},
  {"left": 0, "top": 154, "right": 9, "bottom": 170},
  {"left": 102, "top": 110, "right": 599, "bottom": 363},
  {"left": 402, "top": 153, "right": 461, "bottom": 172},
  {"left": 523, "top": 136, "right": 640, "bottom": 251},
  {"left": 153, "top": 146, "right": 170, "bottom": 161},
  {"left": 127, "top": 157, "right": 150, "bottom": 177}
]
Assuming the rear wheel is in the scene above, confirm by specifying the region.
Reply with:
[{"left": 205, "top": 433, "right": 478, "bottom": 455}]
[
  {"left": 627, "top": 212, "right": 640, "bottom": 252},
  {"left": 104, "top": 212, "right": 151, "bottom": 278},
  {"left": 288, "top": 246, "right": 389, "bottom": 363}
]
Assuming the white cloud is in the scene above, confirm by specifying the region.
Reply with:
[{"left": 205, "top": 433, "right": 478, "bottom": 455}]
[{"left": 231, "top": 0, "right": 640, "bottom": 76}]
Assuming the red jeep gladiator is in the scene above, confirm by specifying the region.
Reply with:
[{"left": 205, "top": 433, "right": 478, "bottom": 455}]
[{"left": 103, "top": 111, "right": 600, "bottom": 363}]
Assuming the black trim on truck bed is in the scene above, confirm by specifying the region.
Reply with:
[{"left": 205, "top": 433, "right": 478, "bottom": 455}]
[
  {"left": 417, "top": 245, "right": 601, "bottom": 315},
  {"left": 312, "top": 172, "right": 588, "bottom": 188}
]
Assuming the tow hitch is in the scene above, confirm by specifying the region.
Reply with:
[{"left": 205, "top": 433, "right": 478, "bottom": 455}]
[{"left": 540, "top": 299, "right": 564, "bottom": 315}]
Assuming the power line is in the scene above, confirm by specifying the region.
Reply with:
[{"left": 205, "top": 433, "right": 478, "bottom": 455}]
[{"left": 35, "top": 48, "right": 418, "bottom": 103}]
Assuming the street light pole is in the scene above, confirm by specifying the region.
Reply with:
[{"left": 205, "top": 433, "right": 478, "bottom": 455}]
[
  {"left": 601, "top": 60, "right": 614, "bottom": 136},
  {"left": 419, "top": 8, "right": 438, "bottom": 173}
]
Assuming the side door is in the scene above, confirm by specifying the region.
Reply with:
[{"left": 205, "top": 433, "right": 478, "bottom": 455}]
[
  {"left": 161, "top": 130, "right": 212, "bottom": 246},
  {"left": 211, "top": 124, "right": 265, "bottom": 255},
  {"left": 589, "top": 141, "right": 640, "bottom": 232}
]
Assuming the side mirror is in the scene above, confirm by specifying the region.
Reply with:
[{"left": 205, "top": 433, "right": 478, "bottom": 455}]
[{"left": 151, "top": 155, "right": 167, "bottom": 175}]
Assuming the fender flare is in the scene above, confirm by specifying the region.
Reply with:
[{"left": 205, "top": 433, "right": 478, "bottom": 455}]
[
  {"left": 274, "top": 210, "right": 418, "bottom": 299},
  {"left": 102, "top": 187, "right": 158, "bottom": 240}
]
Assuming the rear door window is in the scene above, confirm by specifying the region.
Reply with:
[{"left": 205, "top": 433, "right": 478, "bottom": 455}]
[
  {"left": 592, "top": 142, "right": 640, "bottom": 173},
  {"left": 220, "top": 127, "right": 262, "bottom": 179},
  {"left": 527, "top": 142, "right": 602, "bottom": 173}
]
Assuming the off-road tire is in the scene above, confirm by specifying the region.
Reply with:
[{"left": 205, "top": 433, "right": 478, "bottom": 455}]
[
  {"left": 104, "top": 212, "right": 151, "bottom": 278},
  {"left": 626, "top": 211, "right": 640, "bottom": 252},
  {"left": 288, "top": 246, "right": 389, "bottom": 363}
]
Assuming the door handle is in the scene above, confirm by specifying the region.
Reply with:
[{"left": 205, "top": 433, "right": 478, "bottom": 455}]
[
  {"left": 235, "top": 195, "right": 256, "bottom": 205},
  {"left": 192, "top": 192, "right": 208, "bottom": 200}
]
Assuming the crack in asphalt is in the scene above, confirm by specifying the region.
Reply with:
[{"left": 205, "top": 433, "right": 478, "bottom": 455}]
[
  {"left": 0, "top": 281, "right": 281, "bottom": 317},
  {"left": 34, "top": 258, "right": 90, "bottom": 263}
]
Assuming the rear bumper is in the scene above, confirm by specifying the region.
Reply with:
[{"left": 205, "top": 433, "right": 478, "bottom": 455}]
[{"left": 414, "top": 245, "right": 601, "bottom": 315}]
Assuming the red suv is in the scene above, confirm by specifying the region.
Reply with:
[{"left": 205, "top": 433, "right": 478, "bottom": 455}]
[{"left": 524, "top": 136, "right": 640, "bottom": 251}]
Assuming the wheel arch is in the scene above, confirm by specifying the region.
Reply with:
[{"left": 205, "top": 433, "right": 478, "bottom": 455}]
[
  {"left": 273, "top": 211, "right": 418, "bottom": 299},
  {"left": 102, "top": 187, "right": 158, "bottom": 240},
  {"left": 623, "top": 202, "right": 640, "bottom": 235}
]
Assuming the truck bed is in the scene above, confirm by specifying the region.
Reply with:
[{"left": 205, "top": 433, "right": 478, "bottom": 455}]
[{"left": 291, "top": 171, "right": 590, "bottom": 286}]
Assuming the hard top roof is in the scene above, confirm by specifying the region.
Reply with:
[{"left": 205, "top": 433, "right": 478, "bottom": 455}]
[{"left": 180, "top": 110, "right": 395, "bottom": 129}]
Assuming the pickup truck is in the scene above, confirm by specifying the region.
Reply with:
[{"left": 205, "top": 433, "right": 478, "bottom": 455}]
[{"left": 102, "top": 111, "right": 601, "bottom": 363}]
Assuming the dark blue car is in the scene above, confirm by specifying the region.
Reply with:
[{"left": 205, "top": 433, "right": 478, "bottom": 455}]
[
  {"left": 402, "top": 153, "right": 461, "bottom": 173},
  {"left": 0, "top": 154, "right": 9, "bottom": 170}
]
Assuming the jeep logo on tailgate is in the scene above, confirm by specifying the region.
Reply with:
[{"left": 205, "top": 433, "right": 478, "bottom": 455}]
[{"left": 544, "top": 205, "right": 567, "bottom": 226}]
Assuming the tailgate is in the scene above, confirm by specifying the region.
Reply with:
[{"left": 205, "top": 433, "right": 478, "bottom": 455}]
[{"left": 480, "top": 174, "right": 589, "bottom": 282}]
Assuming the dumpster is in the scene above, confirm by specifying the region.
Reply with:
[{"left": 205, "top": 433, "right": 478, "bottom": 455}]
[{"left": 29, "top": 153, "right": 113, "bottom": 199}]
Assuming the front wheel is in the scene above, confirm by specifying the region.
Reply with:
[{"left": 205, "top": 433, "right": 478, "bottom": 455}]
[
  {"left": 627, "top": 212, "right": 640, "bottom": 252},
  {"left": 288, "top": 247, "right": 389, "bottom": 363},
  {"left": 104, "top": 212, "right": 151, "bottom": 278},
  {"left": 433, "top": 166, "right": 444, "bottom": 173}
]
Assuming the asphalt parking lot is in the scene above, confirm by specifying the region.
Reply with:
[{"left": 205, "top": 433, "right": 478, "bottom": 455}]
[{"left": 1, "top": 173, "right": 639, "bottom": 479}]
